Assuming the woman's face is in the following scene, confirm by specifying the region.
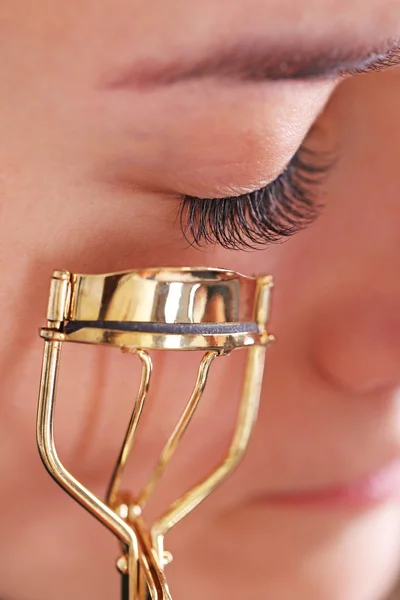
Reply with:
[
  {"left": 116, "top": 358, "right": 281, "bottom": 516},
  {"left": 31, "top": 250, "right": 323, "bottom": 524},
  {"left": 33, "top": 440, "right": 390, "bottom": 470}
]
[{"left": 2, "top": 1, "right": 400, "bottom": 599}]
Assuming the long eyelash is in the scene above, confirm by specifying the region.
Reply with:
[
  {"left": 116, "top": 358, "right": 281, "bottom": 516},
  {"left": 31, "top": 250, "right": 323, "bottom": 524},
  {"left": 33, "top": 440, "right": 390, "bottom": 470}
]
[{"left": 179, "top": 147, "right": 332, "bottom": 250}]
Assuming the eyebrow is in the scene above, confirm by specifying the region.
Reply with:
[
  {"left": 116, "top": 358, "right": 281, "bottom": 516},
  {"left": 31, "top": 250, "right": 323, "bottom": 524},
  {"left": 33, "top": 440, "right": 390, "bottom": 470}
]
[{"left": 108, "top": 38, "right": 400, "bottom": 89}]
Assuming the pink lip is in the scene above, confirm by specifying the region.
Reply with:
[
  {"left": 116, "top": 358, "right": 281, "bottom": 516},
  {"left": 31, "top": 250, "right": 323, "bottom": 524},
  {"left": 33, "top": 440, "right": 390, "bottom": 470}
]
[{"left": 260, "top": 459, "right": 400, "bottom": 509}]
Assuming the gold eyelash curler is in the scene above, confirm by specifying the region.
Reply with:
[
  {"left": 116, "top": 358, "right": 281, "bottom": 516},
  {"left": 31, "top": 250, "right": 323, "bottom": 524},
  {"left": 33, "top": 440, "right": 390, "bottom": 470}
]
[{"left": 36, "top": 267, "right": 273, "bottom": 600}]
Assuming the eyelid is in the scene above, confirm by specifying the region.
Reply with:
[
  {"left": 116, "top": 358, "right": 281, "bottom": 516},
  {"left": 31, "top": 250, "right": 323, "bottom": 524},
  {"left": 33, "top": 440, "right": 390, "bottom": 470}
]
[{"left": 150, "top": 79, "right": 336, "bottom": 201}]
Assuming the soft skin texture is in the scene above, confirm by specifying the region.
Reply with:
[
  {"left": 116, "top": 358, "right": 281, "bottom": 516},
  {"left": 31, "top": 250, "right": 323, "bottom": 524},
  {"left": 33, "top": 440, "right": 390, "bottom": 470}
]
[{"left": 1, "top": 2, "right": 400, "bottom": 600}]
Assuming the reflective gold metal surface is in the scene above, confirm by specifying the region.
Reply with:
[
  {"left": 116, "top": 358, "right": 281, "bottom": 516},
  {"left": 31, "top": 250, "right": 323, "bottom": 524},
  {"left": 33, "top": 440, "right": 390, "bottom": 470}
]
[
  {"left": 69, "top": 268, "right": 256, "bottom": 323},
  {"left": 36, "top": 267, "right": 274, "bottom": 600},
  {"left": 41, "top": 267, "right": 265, "bottom": 351}
]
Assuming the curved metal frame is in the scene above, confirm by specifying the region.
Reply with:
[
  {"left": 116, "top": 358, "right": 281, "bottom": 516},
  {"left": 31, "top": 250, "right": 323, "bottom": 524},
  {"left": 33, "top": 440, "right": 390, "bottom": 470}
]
[{"left": 36, "top": 268, "right": 273, "bottom": 600}]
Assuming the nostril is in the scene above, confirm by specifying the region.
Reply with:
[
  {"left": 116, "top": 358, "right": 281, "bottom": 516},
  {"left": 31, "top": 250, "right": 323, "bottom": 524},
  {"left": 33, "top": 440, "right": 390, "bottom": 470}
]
[{"left": 311, "top": 299, "right": 400, "bottom": 395}]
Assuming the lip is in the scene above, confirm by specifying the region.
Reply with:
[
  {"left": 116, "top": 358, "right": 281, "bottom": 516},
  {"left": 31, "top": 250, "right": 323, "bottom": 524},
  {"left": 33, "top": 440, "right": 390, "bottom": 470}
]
[{"left": 257, "top": 459, "right": 400, "bottom": 509}]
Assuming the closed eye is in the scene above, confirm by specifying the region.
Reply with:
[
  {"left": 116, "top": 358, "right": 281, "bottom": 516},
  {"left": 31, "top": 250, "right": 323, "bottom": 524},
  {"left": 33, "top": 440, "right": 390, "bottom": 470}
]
[{"left": 179, "top": 145, "right": 333, "bottom": 250}]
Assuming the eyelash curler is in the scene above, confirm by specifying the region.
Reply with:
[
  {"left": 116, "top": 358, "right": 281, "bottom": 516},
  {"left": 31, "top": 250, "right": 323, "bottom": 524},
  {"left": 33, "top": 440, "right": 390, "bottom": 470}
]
[{"left": 36, "top": 267, "right": 273, "bottom": 600}]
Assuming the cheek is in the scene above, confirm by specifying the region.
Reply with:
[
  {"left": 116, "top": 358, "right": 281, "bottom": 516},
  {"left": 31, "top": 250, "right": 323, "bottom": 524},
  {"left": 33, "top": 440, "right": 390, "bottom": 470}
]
[{"left": 176, "top": 502, "right": 400, "bottom": 600}]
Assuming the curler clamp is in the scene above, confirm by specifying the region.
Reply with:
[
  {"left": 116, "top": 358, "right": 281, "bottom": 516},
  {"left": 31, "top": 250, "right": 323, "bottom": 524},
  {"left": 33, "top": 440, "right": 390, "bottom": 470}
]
[{"left": 37, "top": 267, "right": 274, "bottom": 600}]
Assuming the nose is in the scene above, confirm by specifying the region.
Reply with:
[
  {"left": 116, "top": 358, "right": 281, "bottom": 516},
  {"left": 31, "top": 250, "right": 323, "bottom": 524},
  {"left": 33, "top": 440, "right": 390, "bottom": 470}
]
[{"left": 311, "top": 294, "right": 400, "bottom": 394}]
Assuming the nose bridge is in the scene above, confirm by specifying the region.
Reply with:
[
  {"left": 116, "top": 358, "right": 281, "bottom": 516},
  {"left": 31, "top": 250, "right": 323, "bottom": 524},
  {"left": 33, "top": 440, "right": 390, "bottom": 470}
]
[
  {"left": 320, "top": 73, "right": 400, "bottom": 277},
  {"left": 303, "top": 76, "right": 400, "bottom": 383}
]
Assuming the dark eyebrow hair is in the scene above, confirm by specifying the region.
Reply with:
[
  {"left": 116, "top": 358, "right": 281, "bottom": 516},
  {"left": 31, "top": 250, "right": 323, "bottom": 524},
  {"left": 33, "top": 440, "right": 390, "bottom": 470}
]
[{"left": 107, "top": 38, "right": 400, "bottom": 89}]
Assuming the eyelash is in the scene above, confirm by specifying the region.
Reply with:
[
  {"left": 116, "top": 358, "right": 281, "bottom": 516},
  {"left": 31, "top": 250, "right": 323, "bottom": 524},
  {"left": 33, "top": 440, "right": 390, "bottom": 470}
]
[{"left": 179, "top": 146, "right": 332, "bottom": 250}]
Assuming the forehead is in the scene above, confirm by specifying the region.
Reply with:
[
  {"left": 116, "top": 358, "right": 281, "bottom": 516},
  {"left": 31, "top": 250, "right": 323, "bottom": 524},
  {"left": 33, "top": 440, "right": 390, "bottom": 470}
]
[
  {"left": 138, "top": 0, "right": 400, "bottom": 38},
  {"left": 4, "top": 0, "right": 400, "bottom": 44}
]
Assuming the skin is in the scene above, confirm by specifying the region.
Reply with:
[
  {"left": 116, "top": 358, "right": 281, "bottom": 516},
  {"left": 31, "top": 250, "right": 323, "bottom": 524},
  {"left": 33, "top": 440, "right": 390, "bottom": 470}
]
[{"left": 1, "top": 1, "right": 400, "bottom": 599}]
